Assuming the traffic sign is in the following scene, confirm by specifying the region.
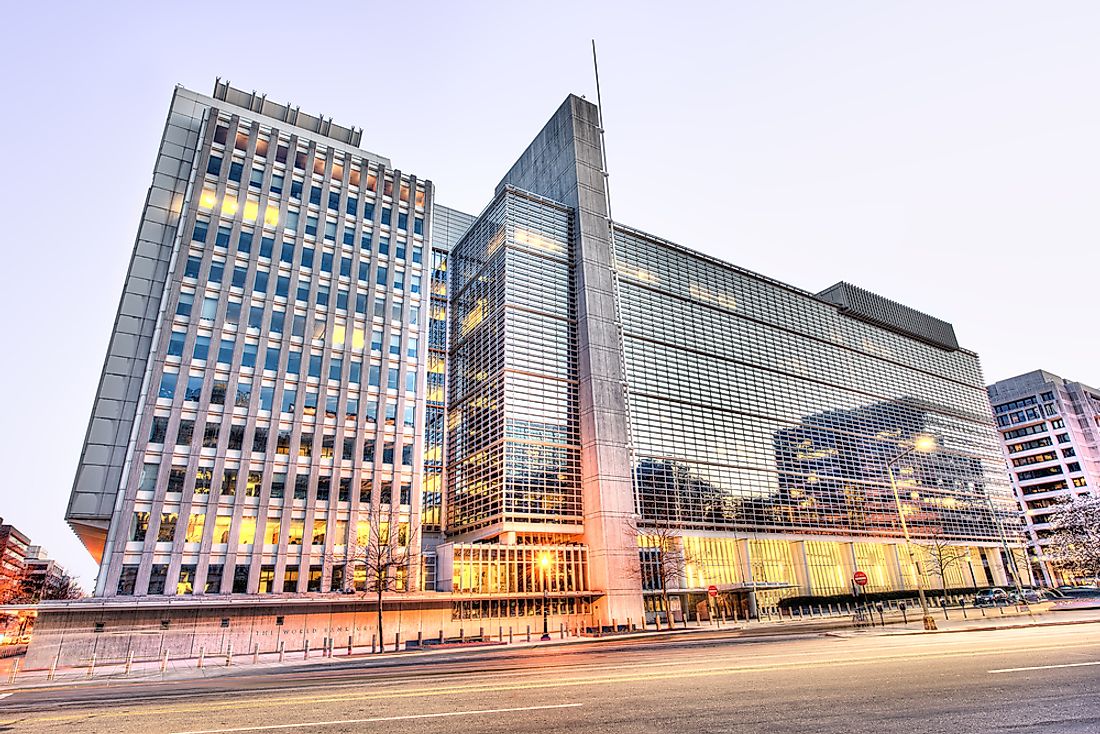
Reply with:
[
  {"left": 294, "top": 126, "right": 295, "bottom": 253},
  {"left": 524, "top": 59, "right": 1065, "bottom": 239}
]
[
  {"left": 853, "top": 571, "right": 868, "bottom": 586},
  {"left": 707, "top": 585, "right": 719, "bottom": 598}
]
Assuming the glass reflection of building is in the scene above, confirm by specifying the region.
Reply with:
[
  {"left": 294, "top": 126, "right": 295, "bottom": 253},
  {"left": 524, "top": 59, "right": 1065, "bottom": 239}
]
[{"left": 617, "top": 226, "right": 1028, "bottom": 610}]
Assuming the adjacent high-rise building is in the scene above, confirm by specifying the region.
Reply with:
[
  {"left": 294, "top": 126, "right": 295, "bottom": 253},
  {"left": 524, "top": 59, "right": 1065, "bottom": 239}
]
[
  {"left": 68, "top": 81, "right": 437, "bottom": 598},
  {"left": 987, "top": 370, "right": 1100, "bottom": 585},
  {"left": 43, "top": 82, "right": 1028, "bottom": 665}
]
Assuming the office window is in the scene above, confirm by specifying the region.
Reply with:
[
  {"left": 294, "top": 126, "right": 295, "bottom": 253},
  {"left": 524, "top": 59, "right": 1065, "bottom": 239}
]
[
  {"left": 185, "top": 255, "right": 202, "bottom": 278},
  {"left": 158, "top": 513, "right": 178, "bottom": 543},
  {"left": 158, "top": 372, "right": 177, "bottom": 400},
  {"left": 185, "top": 374, "right": 204, "bottom": 402},
  {"left": 176, "top": 292, "right": 194, "bottom": 317},
  {"left": 205, "top": 565, "right": 224, "bottom": 593},
  {"left": 131, "top": 511, "right": 149, "bottom": 542},
  {"left": 176, "top": 420, "right": 194, "bottom": 446},
  {"left": 202, "top": 422, "right": 220, "bottom": 448}
]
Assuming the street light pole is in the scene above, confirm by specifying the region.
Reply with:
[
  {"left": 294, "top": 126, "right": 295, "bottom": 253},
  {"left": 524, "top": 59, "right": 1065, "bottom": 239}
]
[
  {"left": 986, "top": 494, "right": 1024, "bottom": 596},
  {"left": 886, "top": 437, "right": 938, "bottom": 631},
  {"left": 540, "top": 553, "right": 551, "bottom": 641}
]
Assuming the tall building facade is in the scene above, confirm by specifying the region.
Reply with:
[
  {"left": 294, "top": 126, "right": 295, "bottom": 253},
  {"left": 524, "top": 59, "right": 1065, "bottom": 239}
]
[
  {"left": 987, "top": 370, "right": 1100, "bottom": 585},
  {"left": 62, "top": 83, "right": 1025, "bottom": 635},
  {"left": 68, "top": 81, "right": 436, "bottom": 598},
  {"left": 0, "top": 518, "right": 31, "bottom": 602}
]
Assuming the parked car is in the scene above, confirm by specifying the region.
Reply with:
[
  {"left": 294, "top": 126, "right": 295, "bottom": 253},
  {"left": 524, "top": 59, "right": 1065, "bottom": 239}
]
[
  {"left": 1009, "top": 589, "right": 1045, "bottom": 604},
  {"left": 974, "top": 588, "right": 1009, "bottom": 607}
]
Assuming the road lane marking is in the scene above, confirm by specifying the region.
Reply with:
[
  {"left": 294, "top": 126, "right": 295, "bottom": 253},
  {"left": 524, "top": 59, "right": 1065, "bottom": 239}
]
[
  {"left": 169, "top": 703, "right": 584, "bottom": 734},
  {"left": 990, "top": 661, "right": 1100, "bottom": 674},
  {"left": 0, "top": 694, "right": 11, "bottom": 700},
  {"left": 16, "top": 639, "right": 1100, "bottom": 725}
]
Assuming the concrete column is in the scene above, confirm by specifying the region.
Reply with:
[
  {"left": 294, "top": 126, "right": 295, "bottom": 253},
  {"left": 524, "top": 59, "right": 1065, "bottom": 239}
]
[
  {"left": 496, "top": 96, "right": 644, "bottom": 626},
  {"left": 791, "top": 541, "right": 811, "bottom": 596}
]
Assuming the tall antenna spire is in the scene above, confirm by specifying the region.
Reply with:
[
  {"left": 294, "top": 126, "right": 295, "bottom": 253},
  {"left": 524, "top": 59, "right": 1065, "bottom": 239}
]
[{"left": 591, "top": 39, "right": 614, "bottom": 224}]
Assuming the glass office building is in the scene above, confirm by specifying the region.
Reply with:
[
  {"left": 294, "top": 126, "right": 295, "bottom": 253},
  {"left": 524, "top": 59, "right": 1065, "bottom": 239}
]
[{"left": 66, "top": 83, "right": 1024, "bottom": 627}]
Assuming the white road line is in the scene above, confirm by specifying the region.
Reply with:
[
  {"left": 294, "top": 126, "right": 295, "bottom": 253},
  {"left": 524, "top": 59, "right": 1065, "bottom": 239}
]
[
  {"left": 0, "top": 693, "right": 12, "bottom": 700},
  {"left": 990, "top": 661, "right": 1100, "bottom": 674},
  {"left": 170, "top": 702, "right": 584, "bottom": 734}
]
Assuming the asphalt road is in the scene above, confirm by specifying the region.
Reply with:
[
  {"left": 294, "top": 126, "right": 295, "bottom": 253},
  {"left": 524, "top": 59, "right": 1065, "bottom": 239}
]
[{"left": 2, "top": 623, "right": 1099, "bottom": 734}]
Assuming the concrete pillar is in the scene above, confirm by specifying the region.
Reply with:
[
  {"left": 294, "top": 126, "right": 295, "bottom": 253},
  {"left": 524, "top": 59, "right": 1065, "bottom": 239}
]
[{"left": 791, "top": 541, "right": 812, "bottom": 596}]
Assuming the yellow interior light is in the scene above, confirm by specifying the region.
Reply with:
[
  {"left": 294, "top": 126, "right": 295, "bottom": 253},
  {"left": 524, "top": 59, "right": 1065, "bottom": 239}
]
[
  {"left": 199, "top": 190, "right": 217, "bottom": 210},
  {"left": 221, "top": 198, "right": 238, "bottom": 216},
  {"left": 264, "top": 205, "right": 279, "bottom": 227},
  {"left": 243, "top": 201, "right": 259, "bottom": 222}
]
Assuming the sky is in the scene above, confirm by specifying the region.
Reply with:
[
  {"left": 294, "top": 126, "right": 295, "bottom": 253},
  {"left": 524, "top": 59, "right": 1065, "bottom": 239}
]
[{"left": 0, "top": 1, "right": 1097, "bottom": 588}]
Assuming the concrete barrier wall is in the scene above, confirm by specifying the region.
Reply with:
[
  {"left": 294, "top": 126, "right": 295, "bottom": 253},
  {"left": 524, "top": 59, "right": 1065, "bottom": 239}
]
[{"left": 24, "top": 600, "right": 587, "bottom": 668}]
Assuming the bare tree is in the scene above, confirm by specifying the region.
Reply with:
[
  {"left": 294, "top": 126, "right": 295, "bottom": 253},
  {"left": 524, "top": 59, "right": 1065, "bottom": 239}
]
[
  {"left": 38, "top": 573, "right": 84, "bottom": 602},
  {"left": 628, "top": 519, "right": 696, "bottom": 626},
  {"left": 1045, "top": 495, "right": 1100, "bottom": 585},
  {"left": 919, "top": 531, "right": 973, "bottom": 596},
  {"left": 329, "top": 512, "right": 418, "bottom": 649}
]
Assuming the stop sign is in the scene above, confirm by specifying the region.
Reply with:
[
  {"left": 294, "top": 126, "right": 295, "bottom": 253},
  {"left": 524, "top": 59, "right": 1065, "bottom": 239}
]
[
  {"left": 707, "top": 585, "right": 719, "bottom": 598},
  {"left": 853, "top": 571, "right": 868, "bottom": 586}
]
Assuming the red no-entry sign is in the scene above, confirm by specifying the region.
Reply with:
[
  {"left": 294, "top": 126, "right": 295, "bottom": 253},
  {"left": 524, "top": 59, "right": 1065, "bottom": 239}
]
[
  {"left": 707, "top": 585, "right": 719, "bottom": 598},
  {"left": 853, "top": 571, "right": 868, "bottom": 586}
]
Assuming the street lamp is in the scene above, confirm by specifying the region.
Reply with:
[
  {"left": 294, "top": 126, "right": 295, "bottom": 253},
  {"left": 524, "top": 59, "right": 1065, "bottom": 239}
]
[
  {"left": 886, "top": 434, "right": 938, "bottom": 631},
  {"left": 539, "top": 553, "right": 552, "bottom": 641}
]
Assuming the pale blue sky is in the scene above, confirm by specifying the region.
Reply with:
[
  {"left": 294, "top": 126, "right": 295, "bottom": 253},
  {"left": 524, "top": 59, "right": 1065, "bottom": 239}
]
[{"left": 1, "top": 1, "right": 1096, "bottom": 587}]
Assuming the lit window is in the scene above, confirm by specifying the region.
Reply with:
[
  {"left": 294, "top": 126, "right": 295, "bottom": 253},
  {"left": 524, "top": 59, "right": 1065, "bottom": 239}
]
[{"left": 199, "top": 189, "right": 218, "bottom": 210}]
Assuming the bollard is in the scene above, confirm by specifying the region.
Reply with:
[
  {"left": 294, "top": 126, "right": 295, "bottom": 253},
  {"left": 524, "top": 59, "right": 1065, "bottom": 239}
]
[
  {"left": 161, "top": 649, "right": 169, "bottom": 674},
  {"left": 348, "top": 636, "right": 354, "bottom": 655},
  {"left": 125, "top": 651, "right": 134, "bottom": 676},
  {"left": 278, "top": 641, "right": 286, "bottom": 663},
  {"left": 560, "top": 623, "right": 564, "bottom": 639},
  {"left": 438, "top": 629, "right": 444, "bottom": 644},
  {"left": 253, "top": 643, "right": 260, "bottom": 665},
  {"left": 612, "top": 618, "right": 617, "bottom": 633},
  {"left": 417, "top": 630, "right": 423, "bottom": 648},
  {"left": 88, "top": 652, "right": 97, "bottom": 678},
  {"left": 8, "top": 659, "right": 20, "bottom": 684},
  {"left": 198, "top": 648, "right": 205, "bottom": 669},
  {"left": 627, "top": 617, "right": 632, "bottom": 633},
  {"left": 304, "top": 640, "right": 310, "bottom": 660},
  {"left": 479, "top": 626, "right": 484, "bottom": 641},
  {"left": 395, "top": 632, "right": 400, "bottom": 652},
  {"left": 526, "top": 625, "right": 531, "bottom": 643},
  {"left": 371, "top": 634, "right": 377, "bottom": 654},
  {"left": 226, "top": 642, "right": 234, "bottom": 667},
  {"left": 459, "top": 628, "right": 465, "bottom": 643},
  {"left": 509, "top": 627, "right": 513, "bottom": 644},
  {"left": 499, "top": 626, "right": 503, "bottom": 642}
]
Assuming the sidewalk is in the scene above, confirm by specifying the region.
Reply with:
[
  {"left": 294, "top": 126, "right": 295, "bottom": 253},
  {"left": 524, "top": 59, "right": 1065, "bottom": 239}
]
[
  {"left": 831, "top": 606, "right": 1100, "bottom": 637},
  {"left": 4, "top": 606, "right": 1098, "bottom": 691}
]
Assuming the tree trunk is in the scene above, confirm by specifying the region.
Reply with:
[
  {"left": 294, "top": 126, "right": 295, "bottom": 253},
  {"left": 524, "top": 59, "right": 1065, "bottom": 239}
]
[{"left": 376, "top": 585, "right": 384, "bottom": 653}]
